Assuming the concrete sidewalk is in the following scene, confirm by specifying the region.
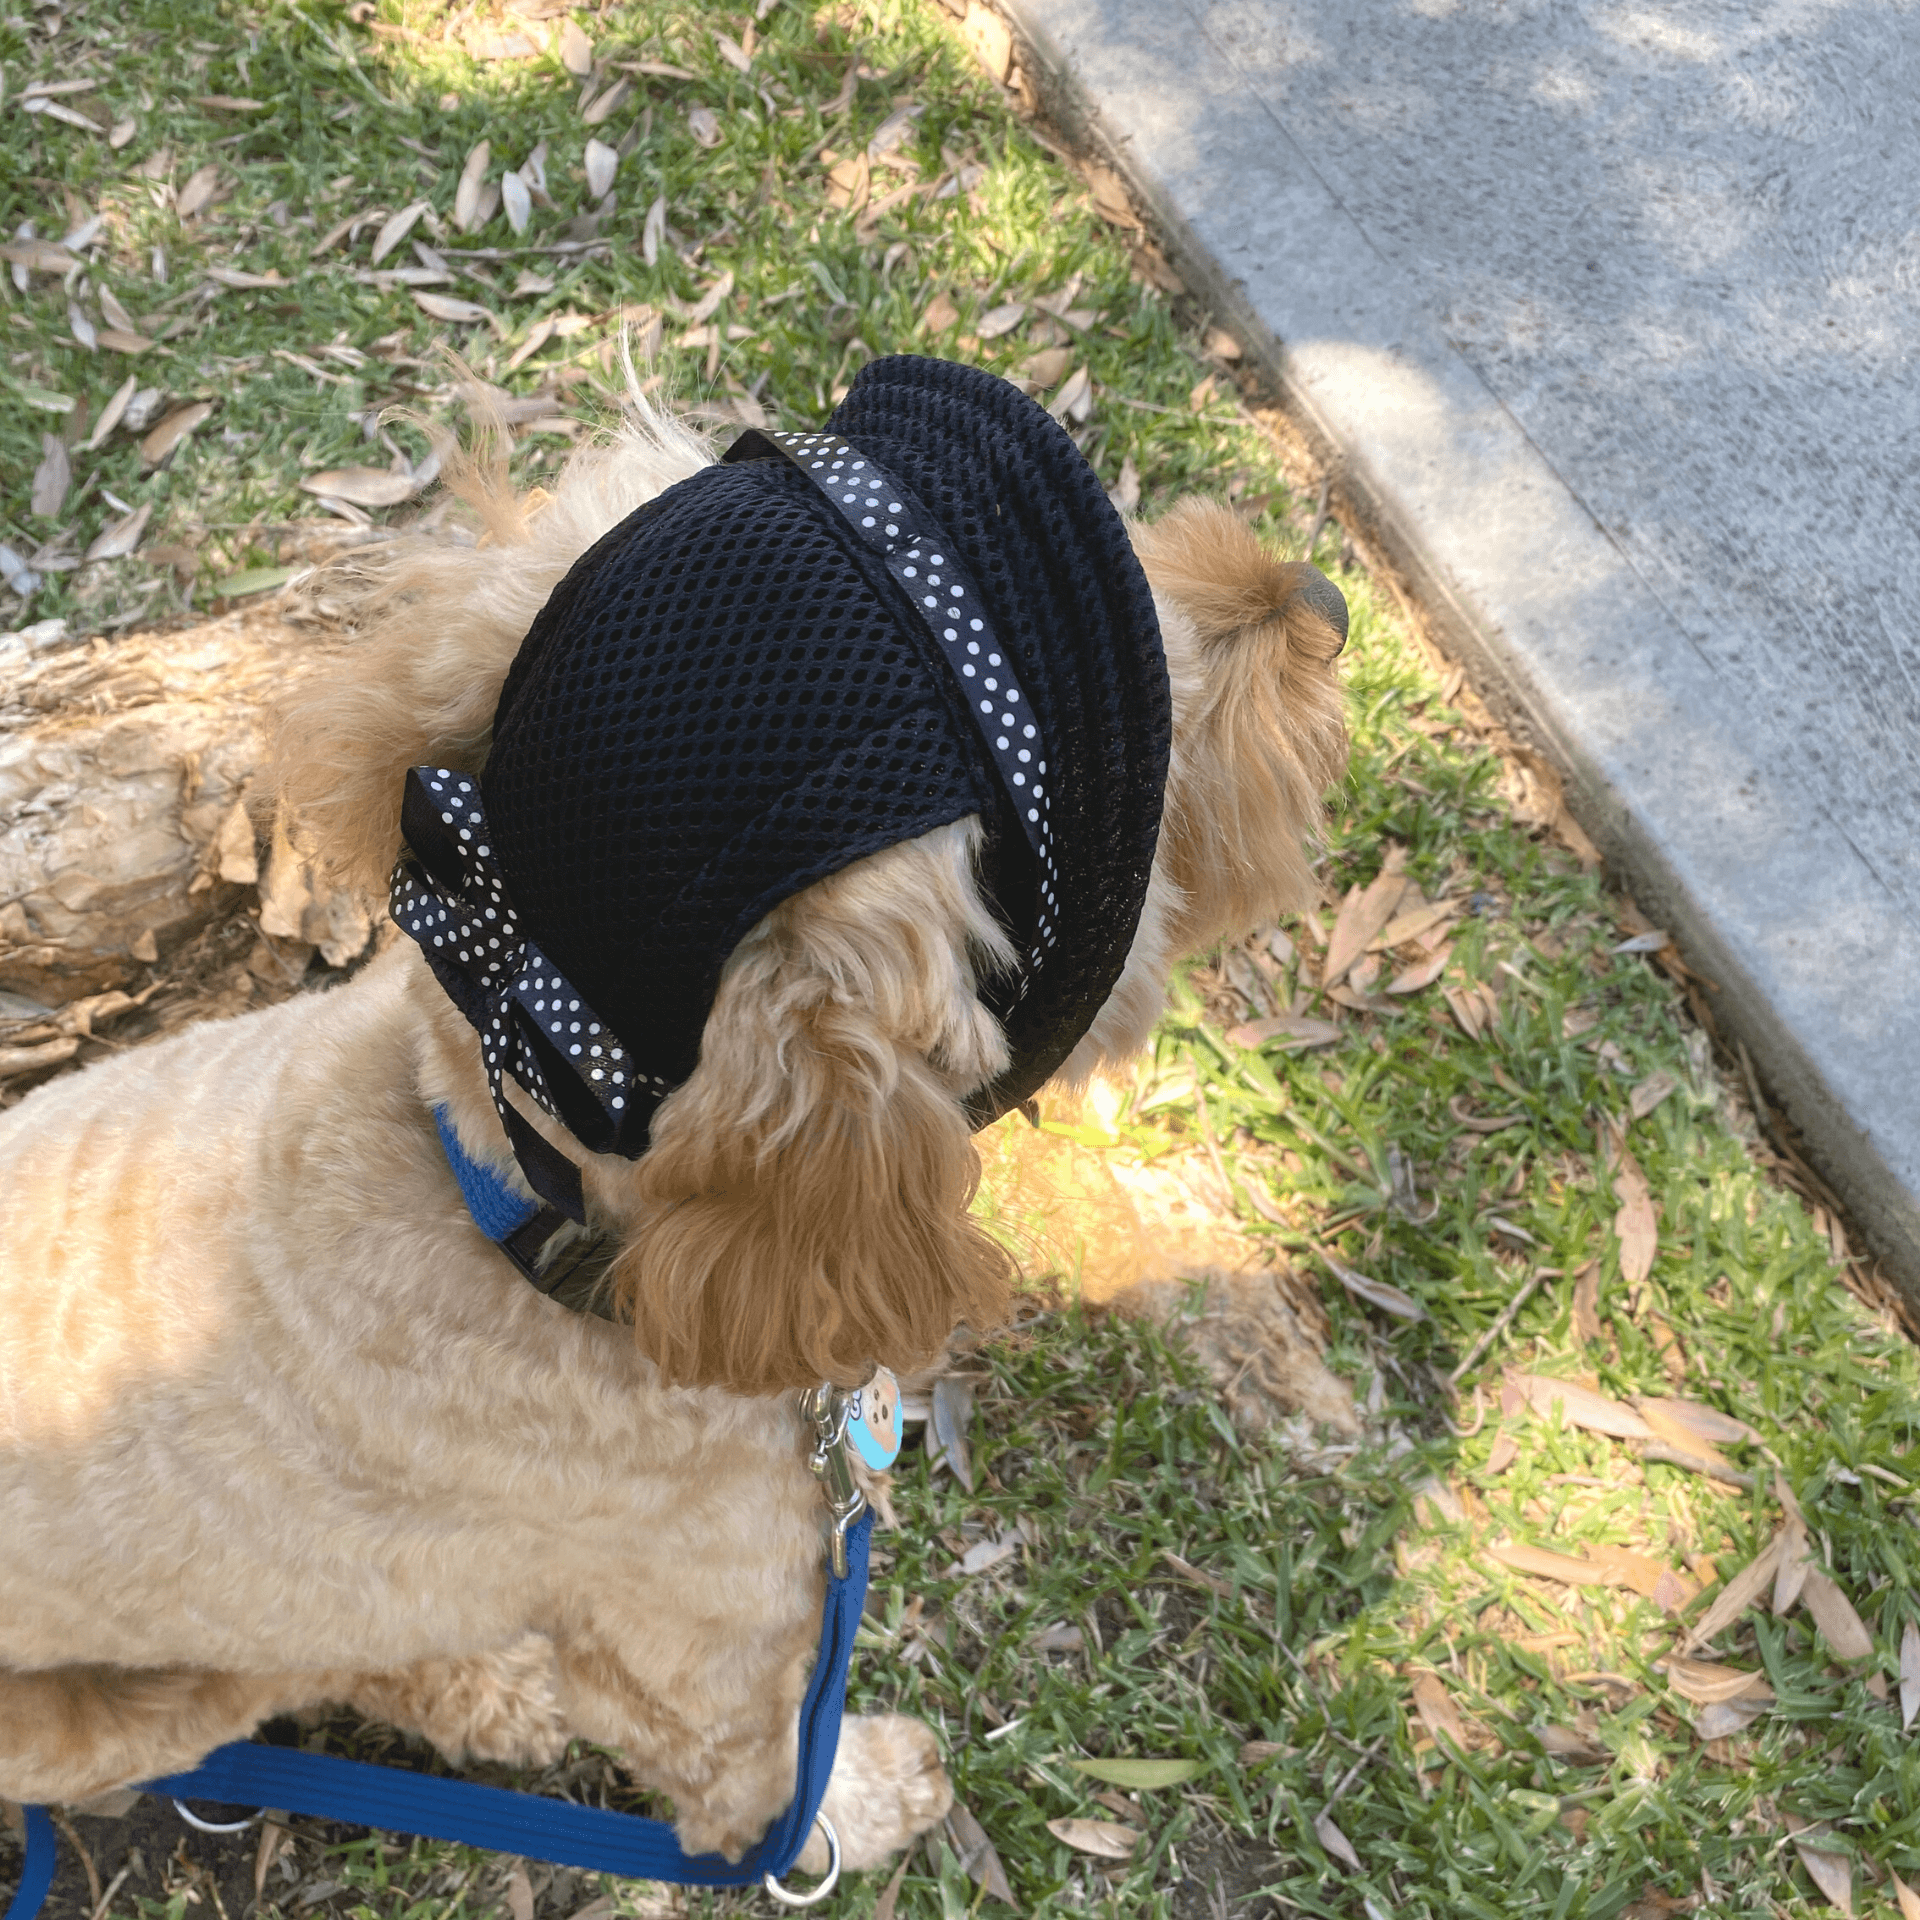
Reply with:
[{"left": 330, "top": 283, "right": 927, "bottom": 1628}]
[{"left": 1001, "top": 0, "right": 1920, "bottom": 1297}]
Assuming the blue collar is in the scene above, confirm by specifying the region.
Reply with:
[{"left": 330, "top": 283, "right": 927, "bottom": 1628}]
[{"left": 434, "top": 1106, "right": 610, "bottom": 1316}]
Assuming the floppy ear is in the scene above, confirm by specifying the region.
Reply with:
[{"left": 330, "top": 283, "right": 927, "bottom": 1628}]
[
  {"left": 1129, "top": 496, "right": 1349, "bottom": 952},
  {"left": 272, "top": 397, "right": 716, "bottom": 897},
  {"left": 599, "top": 821, "right": 1017, "bottom": 1395}
]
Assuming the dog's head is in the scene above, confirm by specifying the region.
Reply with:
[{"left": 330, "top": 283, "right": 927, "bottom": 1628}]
[{"left": 278, "top": 361, "right": 1347, "bottom": 1397}]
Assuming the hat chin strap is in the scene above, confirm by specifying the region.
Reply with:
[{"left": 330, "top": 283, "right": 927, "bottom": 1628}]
[{"left": 391, "top": 764, "right": 664, "bottom": 1222}]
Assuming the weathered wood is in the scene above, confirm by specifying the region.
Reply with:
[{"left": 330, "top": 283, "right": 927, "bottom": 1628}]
[{"left": 0, "top": 607, "right": 357, "bottom": 1004}]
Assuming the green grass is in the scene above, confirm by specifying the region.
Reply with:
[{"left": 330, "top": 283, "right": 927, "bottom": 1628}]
[
  {"left": 7, "top": 1, "right": 1919, "bottom": 1917},
  {"left": 2, "top": 0, "right": 1239, "bottom": 627}
]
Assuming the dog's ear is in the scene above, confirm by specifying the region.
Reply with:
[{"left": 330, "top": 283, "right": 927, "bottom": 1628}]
[
  {"left": 1129, "top": 497, "right": 1349, "bottom": 951},
  {"left": 272, "top": 397, "right": 716, "bottom": 898},
  {"left": 268, "top": 415, "right": 534, "bottom": 898},
  {"left": 598, "top": 823, "right": 1017, "bottom": 1396}
]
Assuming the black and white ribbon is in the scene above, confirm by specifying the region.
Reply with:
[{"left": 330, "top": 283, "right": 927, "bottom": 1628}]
[
  {"left": 391, "top": 766, "right": 656, "bottom": 1221},
  {"left": 725, "top": 428, "right": 1061, "bottom": 968}
]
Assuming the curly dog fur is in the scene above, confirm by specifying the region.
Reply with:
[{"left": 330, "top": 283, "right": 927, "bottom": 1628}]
[{"left": 0, "top": 396, "right": 1346, "bottom": 1868}]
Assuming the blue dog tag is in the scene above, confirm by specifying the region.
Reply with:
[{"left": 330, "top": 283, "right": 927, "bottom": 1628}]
[{"left": 846, "top": 1368, "right": 901, "bottom": 1471}]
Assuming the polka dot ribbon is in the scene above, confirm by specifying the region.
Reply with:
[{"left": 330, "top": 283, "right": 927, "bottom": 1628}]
[
  {"left": 725, "top": 428, "right": 1062, "bottom": 969},
  {"left": 391, "top": 766, "right": 654, "bottom": 1221}
]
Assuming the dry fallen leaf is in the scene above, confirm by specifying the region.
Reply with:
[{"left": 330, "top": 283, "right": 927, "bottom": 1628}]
[
  {"left": 686, "top": 268, "right": 735, "bottom": 326},
  {"left": 176, "top": 163, "right": 222, "bottom": 217},
  {"left": 1223, "top": 1011, "right": 1342, "bottom": 1052},
  {"left": 1314, "top": 1808, "right": 1361, "bottom": 1871},
  {"left": 1901, "top": 1620, "right": 1920, "bottom": 1730},
  {"left": 454, "top": 140, "right": 491, "bottom": 232},
  {"left": 1800, "top": 1566, "right": 1874, "bottom": 1662},
  {"left": 1588, "top": 1544, "right": 1694, "bottom": 1605},
  {"left": 1443, "top": 979, "right": 1501, "bottom": 1041},
  {"left": 1570, "top": 1262, "right": 1602, "bottom": 1342},
  {"left": 1084, "top": 162, "right": 1137, "bottom": 228},
  {"left": 1638, "top": 1395, "right": 1758, "bottom": 1448},
  {"left": 85, "top": 372, "right": 138, "bottom": 450},
  {"left": 688, "top": 105, "right": 722, "bottom": 148},
  {"left": 1387, "top": 944, "right": 1453, "bottom": 994},
  {"left": 1049, "top": 364, "right": 1093, "bottom": 424},
  {"left": 1612, "top": 1147, "right": 1659, "bottom": 1285},
  {"left": 1325, "top": 858, "right": 1410, "bottom": 984},
  {"left": 584, "top": 137, "right": 617, "bottom": 200},
  {"left": 1512, "top": 1372, "right": 1653, "bottom": 1440},
  {"left": 959, "top": 4, "right": 1012, "bottom": 81},
  {"left": 505, "top": 316, "right": 556, "bottom": 373},
  {"left": 1046, "top": 1818, "right": 1137, "bottom": 1860},
  {"left": 1447, "top": 1093, "right": 1522, "bottom": 1133},
  {"left": 713, "top": 28, "right": 752, "bottom": 72},
  {"left": 501, "top": 168, "right": 532, "bottom": 235},
  {"left": 1773, "top": 1502, "right": 1811, "bottom": 1617},
  {"left": 1662, "top": 1658, "right": 1773, "bottom": 1706},
  {"left": 928, "top": 1373, "right": 974, "bottom": 1491},
  {"left": 1410, "top": 1671, "right": 1471, "bottom": 1748},
  {"left": 1683, "top": 1531, "right": 1783, "bottom": 1652},
  {"left": 504, "top": 1864, "right": 533, "bottom": 1920},
  {"left": 1785, "top": 1818, "right": 1853, "bottom": 1915},
  {"left": 1320, "top": 1252, "right": 1425, "bottom": 1321},
  {"left": 1489, "top": 1542, "right": 1615, "bottom": 1588},
  {"left": 141, "top": 401, "right": 213, "bottom": 465},
  {"left": 642, "top": 193, "right": 667, "bottom": 267},
  {"left": 558, "top": 18, "right": 593, "bottom": 74},
  {"left": 1107, "top": 453, "right": 1140, "bottom": 513},
  {"left": 1630, "top": 1069, "right": 1680, "bottom": 1120},
  {"left": 1537, "top": 1723, "right": 1608, "bottom": 1765},
  {"left": 413, "top": 291, "right": 497, "bottom": 328},
  {"left": 977, "top": 300, "right": 1026, "bottom": 339},
  {"left": 1373, "top": 899, "right": 1458, "bottom": 950},
  {"left": 919, "top": 288, "right": 960, "bottom": 335},
  {"left": 872, "top": 1853, "right": 911, "bottom": 1920},
  {"left": 1894, "top": 1872, "right": 1920, "bottom": 1920},
  {"left": 205, "top": 265, "right": 286, "bottom": 289},
  {"left": 944, "top": 1800, "right": 1014, "bottom": 1906},
  {"left": 299, "top": 466, "right": 424, "bottom": 508},
  {"left": 580, "top": 77, "right": 631, "bottom": 127},
  {"left": 370, "top": 199, "right": 429, "bottom": 265},
  {"left": 31, "top": 434, "right": 69, "bottom": 517},
  {"left": 1022, "top": 345, "right": 1073, "bottom": 389},
  {"left": 82, "top": 500, "right": 151, "bottom": 561}
]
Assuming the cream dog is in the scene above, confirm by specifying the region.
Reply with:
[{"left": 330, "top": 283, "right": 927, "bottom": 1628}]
[{"left": 0, "top": 358, "right": 1346, "bottom": 1873}]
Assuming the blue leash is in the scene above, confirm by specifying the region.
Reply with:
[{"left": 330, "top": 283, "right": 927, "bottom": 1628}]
[
  {"left": 7, "top": 1119, "right": 888, "bottom": 1914},
  {"left": 7, "top": 1513, "right": 867, "bottom": 1914}
]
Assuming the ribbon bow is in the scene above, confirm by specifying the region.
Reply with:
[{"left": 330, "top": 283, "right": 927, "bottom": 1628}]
[{"left": 391, "top": 766, "right": 660, "bottom": 1221}]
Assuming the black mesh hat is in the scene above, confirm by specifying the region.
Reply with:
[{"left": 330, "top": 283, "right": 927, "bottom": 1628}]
[{"left": 392, "top": 356, "right": 1170, "bottom": 1214}]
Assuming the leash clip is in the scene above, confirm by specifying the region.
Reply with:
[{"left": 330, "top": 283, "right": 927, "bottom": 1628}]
[
  {"left": 802, "top": 1368, "right": 900, "bottom": 1579},
  {"left": 803, "top": 1383, "right": 866, "bottom": 1580}
]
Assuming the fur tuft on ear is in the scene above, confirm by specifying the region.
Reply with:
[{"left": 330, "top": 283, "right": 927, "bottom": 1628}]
[
  {"left": 1129, "top": 498, "right": 1349, "bottom": 954},
  {"left": 594, "top": 822, "right": 1017, "bottom": 1396},
  {"left": 271, "top": 393, "right": 715, "bottom": 898}
]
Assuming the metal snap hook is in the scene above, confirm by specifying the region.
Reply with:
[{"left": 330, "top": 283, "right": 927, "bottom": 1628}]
[
  {"left": 171, "top": 1800, "right": 264, "bottom": 1836},
  {"left": 762, "top": 1814, "right": 842, "bottom": 1908}
]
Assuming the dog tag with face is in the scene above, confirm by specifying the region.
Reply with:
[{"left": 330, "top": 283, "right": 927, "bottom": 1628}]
[{"left": 847, "top": 1367, "right": 901, "bottom": 1470}]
